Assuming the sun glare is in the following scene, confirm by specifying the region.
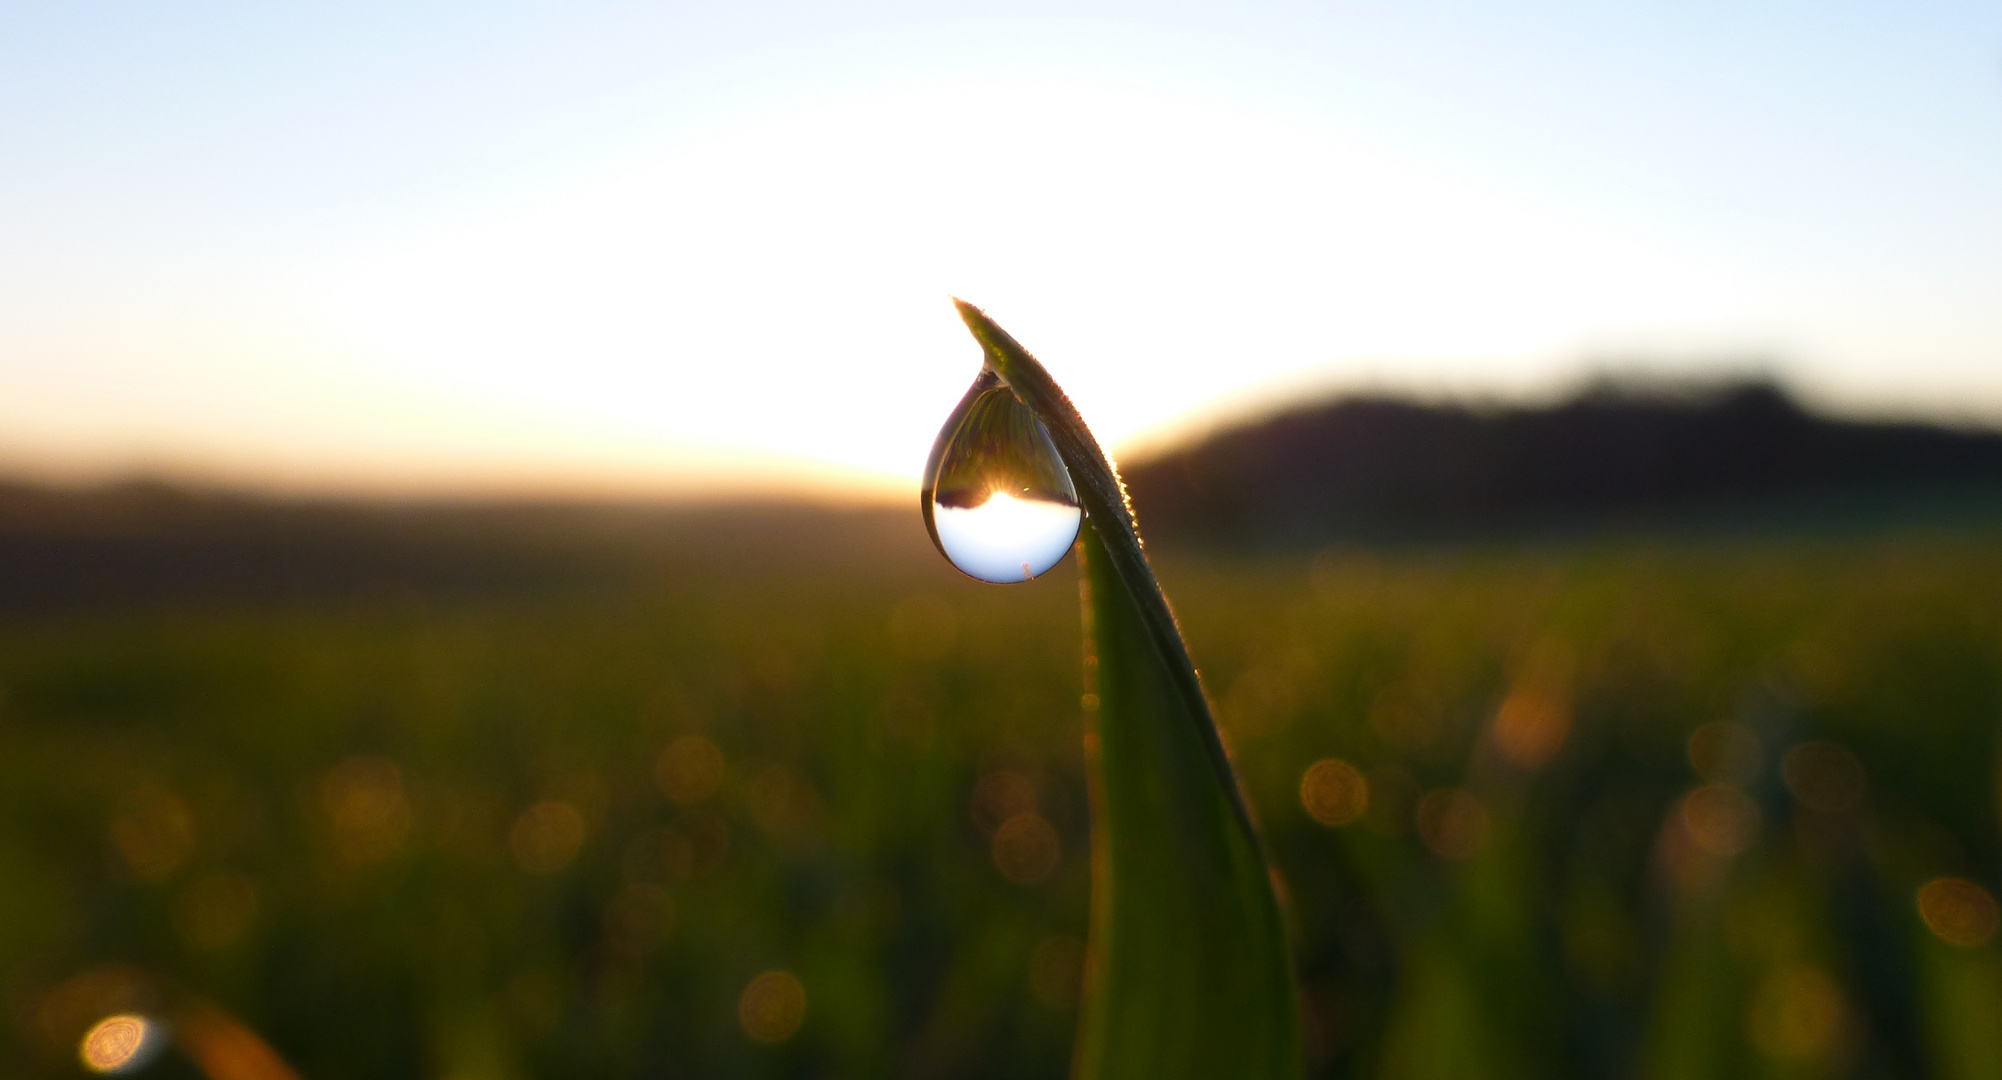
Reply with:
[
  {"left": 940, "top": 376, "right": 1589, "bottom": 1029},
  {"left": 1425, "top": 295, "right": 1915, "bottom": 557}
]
[
  {"left": 320, "top": 76, "right": 1750, "bottom": 489},
  {"left": 5, "top": 9, "right": 2002, "bottom": 493}
]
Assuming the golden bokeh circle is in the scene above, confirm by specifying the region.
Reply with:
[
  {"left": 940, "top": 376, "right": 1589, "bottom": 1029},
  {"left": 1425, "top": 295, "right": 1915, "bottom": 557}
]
[
  {"left": 510, "top": 801, "right": 586, "bottom": 875},
  {"left": 991, "top": 813, "right": 1062, "bottom": 885},
  {"left": 969, "top": 770, "right": 1038, "bottom": 835},
  {"left": 1918, "top": 877, "right": 1999, "bottom": 947},
  {"left": 655, "top": 735, "right": 726, "bottom": 806},
  {"left": 1680, "top": 784, "right": 1762, "bottom": 857},
  {"left": 738, "top": 970, "right": 807, "bottom": 1043},
  {"left": 1299, "top": 758, "right": 1368, "bottom": 827},
  {"left": 1416, "top": 788, "right": 1489, "bottom": 859},
  {"left": 1491, "top": 687, "right": 1570, "bottom": 769}
]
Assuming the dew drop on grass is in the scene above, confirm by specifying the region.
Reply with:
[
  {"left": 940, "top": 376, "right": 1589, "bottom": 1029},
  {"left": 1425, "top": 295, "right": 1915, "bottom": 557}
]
[{"left": 922, "top": 370, "right": 1081, "bottom": 583}]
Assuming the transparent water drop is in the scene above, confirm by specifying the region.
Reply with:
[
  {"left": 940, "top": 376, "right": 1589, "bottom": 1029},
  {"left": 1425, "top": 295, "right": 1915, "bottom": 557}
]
[{"left": 922, "top": 370, "right": 1082, "bottom": 583}]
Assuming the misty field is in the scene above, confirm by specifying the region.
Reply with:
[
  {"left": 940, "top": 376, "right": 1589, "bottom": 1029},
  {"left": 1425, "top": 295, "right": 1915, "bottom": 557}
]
[{"left": 5, "top": 506, "right": 2002, "bottom": 1079}]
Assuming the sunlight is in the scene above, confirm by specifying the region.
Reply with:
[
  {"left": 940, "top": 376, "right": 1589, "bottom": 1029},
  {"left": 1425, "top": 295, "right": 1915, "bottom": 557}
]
[
  {"left": 6, "top": 6, "right": 2002, "bottom": 494},
  {"left": 320, "top": 75, "right": 1749, "bottom": 486}
]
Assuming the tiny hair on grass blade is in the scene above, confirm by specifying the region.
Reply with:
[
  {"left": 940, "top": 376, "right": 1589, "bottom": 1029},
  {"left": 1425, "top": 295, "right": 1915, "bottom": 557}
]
[{"left": 950, "top": 299, "right": 1303, "bottom": 1079}]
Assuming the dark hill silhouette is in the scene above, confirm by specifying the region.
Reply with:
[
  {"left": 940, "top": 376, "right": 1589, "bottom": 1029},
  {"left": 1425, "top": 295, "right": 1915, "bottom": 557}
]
[{"left": 1120, "top": 381, "right": 2002, "bottom": 544}]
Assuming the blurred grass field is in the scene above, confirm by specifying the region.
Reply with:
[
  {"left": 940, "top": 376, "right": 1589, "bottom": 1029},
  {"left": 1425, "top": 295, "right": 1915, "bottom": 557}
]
[{"left": 5, "top": 500, "right": 2002, "bottom": 1078}]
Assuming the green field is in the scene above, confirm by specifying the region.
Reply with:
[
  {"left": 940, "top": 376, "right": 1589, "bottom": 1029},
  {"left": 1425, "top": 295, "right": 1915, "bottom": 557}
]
[{"left": 6, "top": 506, "right": 2002, "bottom": 1078}]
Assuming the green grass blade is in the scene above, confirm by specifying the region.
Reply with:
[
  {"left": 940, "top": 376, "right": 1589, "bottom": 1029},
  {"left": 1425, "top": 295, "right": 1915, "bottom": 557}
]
[{"left": 953, "top": 299, "right": 1303, "bottom": 1080}]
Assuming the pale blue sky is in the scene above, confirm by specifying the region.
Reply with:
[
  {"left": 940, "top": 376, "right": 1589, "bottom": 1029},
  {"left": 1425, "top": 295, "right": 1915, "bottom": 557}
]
[{"left": 3, "top": 2, "right": 1999, "bottom": 495}]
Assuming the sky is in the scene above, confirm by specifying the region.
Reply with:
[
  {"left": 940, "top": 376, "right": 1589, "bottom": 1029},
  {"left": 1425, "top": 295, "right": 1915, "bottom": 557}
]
[{"left": 3, "top": 1, "right": 2000, "bottom": 500}]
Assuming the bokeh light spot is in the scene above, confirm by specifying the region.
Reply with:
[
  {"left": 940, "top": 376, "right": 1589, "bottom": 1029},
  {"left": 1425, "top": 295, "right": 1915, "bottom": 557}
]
[
  {"left": 173, "top": 1000, "right": 303, "bottom": 1080},
  {"left": 1416, "top": 789, "right": 1489, "bottom": 859},
  {"left": 79, "top": 1014, "right": 156, "bottom": 1074},
  {"left": 510, "top": 801, "right": 586, "bottom": 875},
  {"left": 321, "top": 756, "right": 412, "bottom": 865},
  {"left": 747, "top": 764, "right": 824, "bottom": 840},
  {"left": 970, "top": 770, "right": 1038, "bottom": 835},
  {"left": 1918, "top": 877, "right": 2000, "bottom": 947},
  {"left": 655, "top": 735, "right": 726, "bottom": 806},
  {"left": 1680, "top": 783, "right": 1762, "bottom": 857},
  {"left": 738, "top": 970, "right": 806, "bottom": 1043},
  {"left": 1299, "top": 758, "right": 1368, "bottom": 827},
  {"left": 633, "top": 814, "right": 733, "bottom": 882},
  {"left": 1492, "top": 686, "right": 1571, "bottom": 769},
  {"left": 991, "top": 812, "right": 1061, "bottom": 884}
]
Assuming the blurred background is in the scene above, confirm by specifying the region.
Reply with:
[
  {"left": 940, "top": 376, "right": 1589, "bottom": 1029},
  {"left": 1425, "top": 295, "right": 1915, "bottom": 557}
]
[{"left": 6, "top": 2, "right": 2002, "bottom": 1077}]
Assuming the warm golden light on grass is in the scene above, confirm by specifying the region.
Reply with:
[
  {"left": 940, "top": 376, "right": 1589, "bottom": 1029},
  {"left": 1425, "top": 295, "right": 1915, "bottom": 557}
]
[{"left": 19, "top": 510, "right": 2002, "bottom": 1075}]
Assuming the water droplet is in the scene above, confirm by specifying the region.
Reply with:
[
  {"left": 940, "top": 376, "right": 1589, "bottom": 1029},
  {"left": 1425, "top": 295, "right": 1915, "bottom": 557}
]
[{"left": 922, "top": 370, "right": 1081, "bottom": 583}]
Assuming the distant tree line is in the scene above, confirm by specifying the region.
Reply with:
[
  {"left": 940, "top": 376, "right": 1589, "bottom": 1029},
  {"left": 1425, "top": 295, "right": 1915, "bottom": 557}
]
[{"left": 1119, "top": 380, "right": 2002, "bottom": 544}]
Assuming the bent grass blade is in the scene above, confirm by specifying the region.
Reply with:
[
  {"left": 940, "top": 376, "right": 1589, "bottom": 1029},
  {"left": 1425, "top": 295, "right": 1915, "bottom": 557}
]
[{"left": 948, "top": 299, "right": 1303, "bottom": 1080}]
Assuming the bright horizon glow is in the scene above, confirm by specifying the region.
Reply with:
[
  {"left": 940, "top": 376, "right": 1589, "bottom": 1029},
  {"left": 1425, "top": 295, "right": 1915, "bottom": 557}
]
[{"left": 4, "top": 3, "right": 2000, "bottom": 500}]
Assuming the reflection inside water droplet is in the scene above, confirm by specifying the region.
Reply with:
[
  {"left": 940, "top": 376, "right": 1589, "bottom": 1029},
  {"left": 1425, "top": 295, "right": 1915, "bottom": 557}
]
[
  {"left": 934, "top": 492, "right": 1081, "bottom": 584},
  {"left": 922, "top": 370, "right": 1081, "bottom": 583},
  {"left": 80, "top": 1014, "right": 162, "bottom": 1074}
]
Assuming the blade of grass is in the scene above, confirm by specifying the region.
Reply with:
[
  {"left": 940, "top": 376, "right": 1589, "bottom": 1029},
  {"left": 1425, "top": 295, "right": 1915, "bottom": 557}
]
[{"left": 953, "top": 299, "right": 1303, "bottom": 1079}]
